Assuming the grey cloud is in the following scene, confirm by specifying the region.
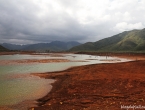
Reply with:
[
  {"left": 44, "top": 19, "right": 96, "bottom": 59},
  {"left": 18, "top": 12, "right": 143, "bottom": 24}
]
[{"left": 0, "top": 0, "right": 145, "bottom": 44}]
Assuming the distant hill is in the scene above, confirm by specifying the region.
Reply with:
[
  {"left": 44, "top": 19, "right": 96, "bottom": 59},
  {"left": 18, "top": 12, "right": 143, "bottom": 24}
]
[
  {"left": 0, "top": 45, "right": 9, "bottom": 52},
  {"left": 1, "top": 41, "right": 81, "bottom": 52},
  {"left": 1, "top": 43, "right": 29, "bottom": 50},
  {"left": 70, "top": 28, "right": 145, "bottom": 52},
  {"left": 23, "top": 41, "right": 81, "bottom": 52}
]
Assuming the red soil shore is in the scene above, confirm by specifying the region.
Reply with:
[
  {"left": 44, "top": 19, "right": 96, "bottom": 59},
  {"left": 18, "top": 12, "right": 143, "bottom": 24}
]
[
  {"left": 30, "top": 54, "right": 145, "bottom": 110},
  {"left": 0, "top": 59, "right": 70, "bottom": 65}
]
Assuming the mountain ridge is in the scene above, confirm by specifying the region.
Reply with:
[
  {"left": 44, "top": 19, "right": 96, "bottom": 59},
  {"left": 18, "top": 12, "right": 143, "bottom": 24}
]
[
  {"left": 1, "top": 41, "right": 81, "bottom": 52},
  {"left": 69, "top": 28, "right": 145, "bottom": 52}
]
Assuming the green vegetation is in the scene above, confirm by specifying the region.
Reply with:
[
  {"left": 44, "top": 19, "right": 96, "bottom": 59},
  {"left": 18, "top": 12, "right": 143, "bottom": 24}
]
[
  {"left": 0, "top": 45, "right": 8, "bottom": 52},
  {"left": 70, "top": 28, "right": 145, "bottom": 52}
]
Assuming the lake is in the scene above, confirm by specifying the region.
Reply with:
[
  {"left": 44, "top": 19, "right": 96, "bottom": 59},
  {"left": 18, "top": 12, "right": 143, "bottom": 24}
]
[{"left": 0, "top": 53, "right": 130, "bottom": 109}]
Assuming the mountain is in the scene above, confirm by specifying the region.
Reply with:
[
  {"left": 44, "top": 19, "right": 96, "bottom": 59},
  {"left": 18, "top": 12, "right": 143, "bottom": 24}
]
[
  {"left": 1, "top": 43, "right": 29, "bottom": 50},
  {"left": 70, "top": 28, "right": 145, "bottom": 52},
  {"left": 0, "top": 45, "right": 9, "bottom": 52},
  {"left": 1, "top": 41, "right": 81, "bottom": 52},
  {"left": 23, "top": 41, "right": 81, "bottom": 52}
]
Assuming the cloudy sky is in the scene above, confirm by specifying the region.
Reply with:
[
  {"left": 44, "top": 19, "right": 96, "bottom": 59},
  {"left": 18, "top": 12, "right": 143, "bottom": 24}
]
[{"left": 0, "top": 0, "right": 145, "bottom": 44}]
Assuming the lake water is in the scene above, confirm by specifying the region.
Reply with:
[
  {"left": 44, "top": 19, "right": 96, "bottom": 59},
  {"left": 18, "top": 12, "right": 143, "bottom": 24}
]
[{"left": 0, "top": 53, "right": 130, "bottom": 109}]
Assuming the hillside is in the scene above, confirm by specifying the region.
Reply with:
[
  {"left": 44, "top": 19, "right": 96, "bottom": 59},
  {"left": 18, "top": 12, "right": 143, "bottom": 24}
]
[
  {"left": 70, "top": 28, "right": 145, "bottom": 52},
  {"left": 2, "top": 41, "right": 81, "bottom": 52},
  {"left": 0, "top": 45, "right": 8, "bottom": 52}
]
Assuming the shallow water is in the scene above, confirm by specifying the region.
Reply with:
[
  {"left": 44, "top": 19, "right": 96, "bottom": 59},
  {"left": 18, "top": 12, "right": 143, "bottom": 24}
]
[{"left": 0, "top": 53, "right": 130, "bottom": 109}]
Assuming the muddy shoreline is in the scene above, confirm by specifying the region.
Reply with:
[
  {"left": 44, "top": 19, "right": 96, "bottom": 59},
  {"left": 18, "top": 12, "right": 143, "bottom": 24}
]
[
  {"left": 30, "top": 53, "right": 145, "bottom": 110},
  {"left": 0, "top": 59, "right": 70, "bottom": 65}
]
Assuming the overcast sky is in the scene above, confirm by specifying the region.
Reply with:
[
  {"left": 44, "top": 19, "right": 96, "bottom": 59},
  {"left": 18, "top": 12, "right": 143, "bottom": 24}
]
[{"left": 0, "top": 0, "right": 145, "bottom": 44}]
